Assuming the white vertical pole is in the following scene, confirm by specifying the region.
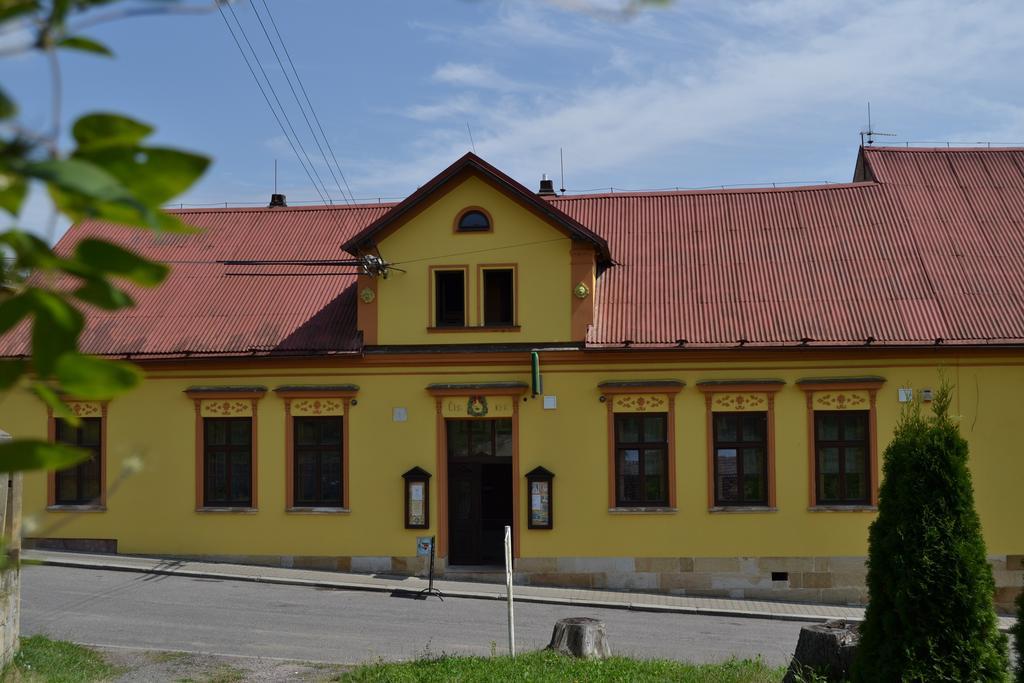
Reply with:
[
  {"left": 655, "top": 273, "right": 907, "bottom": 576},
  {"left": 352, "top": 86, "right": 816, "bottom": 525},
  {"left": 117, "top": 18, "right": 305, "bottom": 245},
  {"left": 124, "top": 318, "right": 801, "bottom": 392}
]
[{"left": 504, "top": 524, "right": 515, "bottom": 657}]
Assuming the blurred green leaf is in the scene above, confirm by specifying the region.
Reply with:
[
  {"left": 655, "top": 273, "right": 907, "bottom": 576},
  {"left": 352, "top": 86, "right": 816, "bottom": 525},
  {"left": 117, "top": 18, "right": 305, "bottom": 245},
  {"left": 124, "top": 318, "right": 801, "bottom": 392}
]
[
  {"left": 0, "top": 1, "right": 38, "bottom": 24},
  {"left": 0, "top": 292, "right": 33, "bottom": 334},
  {"left": 0, "top": 440, "right": 88, "bottom": 473},
  {"left": 57, "top": 35, "right": 113, "bottom": 56},
  {"left": 72, "top": 278, "right": 133, "bottom": 310},
  {"left": 55, "top": 352, "right": 139, "bottom": 399},
  {"left": 0, "top": 0, "right": 213, "bottom": 476},
  {"left": 0, "top": 230, "right": 59, "bottom": 269},
  {"left": 0, "top": 85, "right": 15, "bottom": 120},
  {"left": 31, "top": 382, "right": 76, "bottom": 424},
  {"left": 0, "top": 359, "right": 25, "bottom": 390},
  {"left": 0, "top": 173, "right": 28, "bottom": 215},
  {"left": 72, "top": 113, "right": 152, "bottom": 150},
  {"left": 27, "top": 289, "right": 84, "bottom": 376},
  {"left": 75, "top": 238, "right": 167, "bottom": 286},
  {"left": 75, "top": 146, "right": 209, "bottom": 206},
  {"left": 49, "top": 181, "right": 196, "bottom": 233},
  {"left": 46, "top": 0, "right": 71, "bottom": 26},
  {"left": 147, "top": 210, "right": 201, "bottom": 234},
  {"left": 26, "top": 158, "right": 137, "bottom": 205}
]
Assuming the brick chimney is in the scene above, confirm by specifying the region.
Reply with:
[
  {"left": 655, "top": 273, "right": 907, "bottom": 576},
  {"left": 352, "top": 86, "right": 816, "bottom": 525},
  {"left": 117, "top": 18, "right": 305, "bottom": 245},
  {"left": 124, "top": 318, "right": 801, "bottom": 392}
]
[{"left": 538, "top": 174, "right": 556, "bottom": 196}]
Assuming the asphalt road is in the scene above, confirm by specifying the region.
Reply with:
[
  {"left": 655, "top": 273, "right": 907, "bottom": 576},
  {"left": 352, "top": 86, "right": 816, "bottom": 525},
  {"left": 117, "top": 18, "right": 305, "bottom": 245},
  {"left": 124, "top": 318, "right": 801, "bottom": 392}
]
[{"left": 21, "top": 564, "right": 803, "bottom": 666}]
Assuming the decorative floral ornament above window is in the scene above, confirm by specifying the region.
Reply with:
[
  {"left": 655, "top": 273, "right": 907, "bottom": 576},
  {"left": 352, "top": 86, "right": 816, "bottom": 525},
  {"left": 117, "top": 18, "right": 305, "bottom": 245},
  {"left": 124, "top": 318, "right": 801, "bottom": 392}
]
[{"left": 574, "top": 281, "right": 591, "bottom": 299}]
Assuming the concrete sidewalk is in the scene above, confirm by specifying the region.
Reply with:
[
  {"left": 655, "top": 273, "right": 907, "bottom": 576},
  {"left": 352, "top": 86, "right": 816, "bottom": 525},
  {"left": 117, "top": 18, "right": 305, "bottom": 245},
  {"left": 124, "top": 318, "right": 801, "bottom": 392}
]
[{"left": 23, "top": 549, "right": 1015, "bottom": 632}]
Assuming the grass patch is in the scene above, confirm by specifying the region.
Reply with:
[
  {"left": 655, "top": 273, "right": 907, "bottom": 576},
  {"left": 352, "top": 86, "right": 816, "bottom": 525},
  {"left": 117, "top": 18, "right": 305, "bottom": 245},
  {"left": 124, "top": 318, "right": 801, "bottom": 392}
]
[
  {"left": 147, "top": 650, "right": 194, "bottom": 665},
  {"left": 2, "top": 635, "right": 121, "bottom": 682},
  {"left": 340, "top": 650, "right": 784, "bottom": 682}
]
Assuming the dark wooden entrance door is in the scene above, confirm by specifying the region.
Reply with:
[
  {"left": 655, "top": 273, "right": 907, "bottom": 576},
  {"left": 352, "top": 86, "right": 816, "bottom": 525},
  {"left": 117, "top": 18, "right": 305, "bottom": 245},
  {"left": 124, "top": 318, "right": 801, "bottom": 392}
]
[
  {"left": 448, "top": 461, "right": 481, "bottom": 565},
  {"left": 447, "top": 418, "right": 513, "bottom": 566}
]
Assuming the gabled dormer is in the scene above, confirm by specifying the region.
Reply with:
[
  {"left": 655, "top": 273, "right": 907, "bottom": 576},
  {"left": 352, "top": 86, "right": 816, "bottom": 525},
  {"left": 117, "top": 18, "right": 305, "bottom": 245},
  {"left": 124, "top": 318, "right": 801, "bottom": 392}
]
[{"left": 342, "top": 153, "right": 611, "bottom": 347}]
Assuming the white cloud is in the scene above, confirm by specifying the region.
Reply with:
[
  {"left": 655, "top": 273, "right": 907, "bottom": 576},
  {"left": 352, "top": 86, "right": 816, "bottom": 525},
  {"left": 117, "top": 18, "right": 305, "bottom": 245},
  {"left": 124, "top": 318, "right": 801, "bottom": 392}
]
[
  {"left": 432, "top": 63, "right": 526, "bottom": 92},
  {"left": 360, "top": 0, "right": 1024, "bottom": 194},
  {"left": 405, "top": 94, "right": 481, "bottom": 122}
]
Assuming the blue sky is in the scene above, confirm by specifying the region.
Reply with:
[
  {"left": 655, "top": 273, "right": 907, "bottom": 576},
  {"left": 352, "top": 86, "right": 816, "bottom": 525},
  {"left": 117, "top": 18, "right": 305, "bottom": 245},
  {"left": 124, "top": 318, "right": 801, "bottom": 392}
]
[{"left": 5, "top": 0, "right": 1024, "bottom": 238}]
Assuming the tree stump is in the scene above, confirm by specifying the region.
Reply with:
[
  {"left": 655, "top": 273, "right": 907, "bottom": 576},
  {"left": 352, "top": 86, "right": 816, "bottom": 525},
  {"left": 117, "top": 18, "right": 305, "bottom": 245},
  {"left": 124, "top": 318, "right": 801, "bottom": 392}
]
[
  {"left": 782, "top": 619, "right": 860, "bottom": 683},
  {"left": 547, "top": 617, "right": 611, "bottom": 659}
]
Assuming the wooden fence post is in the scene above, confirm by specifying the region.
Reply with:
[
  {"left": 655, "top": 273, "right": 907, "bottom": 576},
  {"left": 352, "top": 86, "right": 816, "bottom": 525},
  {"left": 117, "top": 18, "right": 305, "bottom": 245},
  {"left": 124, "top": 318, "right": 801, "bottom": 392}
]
[{"left": 0, "top": 429, "right": 23, "bottom": 667}]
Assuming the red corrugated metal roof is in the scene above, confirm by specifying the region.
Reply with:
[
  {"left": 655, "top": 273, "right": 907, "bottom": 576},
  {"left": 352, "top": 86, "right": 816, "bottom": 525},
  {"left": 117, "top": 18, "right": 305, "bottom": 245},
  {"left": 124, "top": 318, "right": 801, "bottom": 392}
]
[
  {"left": 547, "top": 146, "right": 1024, "bottom": 347},
  {"left": 0, "top": 204, "right": 394, "bottom": 358},
  {"left": 3, "top": 146, "right": 1024, "bottom": 357}
]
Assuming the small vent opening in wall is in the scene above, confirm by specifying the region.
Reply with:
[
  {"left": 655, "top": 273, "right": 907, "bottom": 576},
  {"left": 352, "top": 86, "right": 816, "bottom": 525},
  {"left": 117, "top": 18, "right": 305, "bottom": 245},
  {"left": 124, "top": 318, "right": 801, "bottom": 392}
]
[{"left": 771, "top": 571, "right": 789, "bottom": 582}]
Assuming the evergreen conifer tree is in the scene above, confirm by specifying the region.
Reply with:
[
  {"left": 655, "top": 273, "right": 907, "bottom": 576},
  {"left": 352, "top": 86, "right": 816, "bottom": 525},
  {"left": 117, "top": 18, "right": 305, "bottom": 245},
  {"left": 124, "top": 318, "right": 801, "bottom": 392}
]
[
  {"left": 1015, "top": 589, "right": 1023, "bottom": 682},
  {"left": 853, "top": 383, "right": 1009, "bottom": 681}
]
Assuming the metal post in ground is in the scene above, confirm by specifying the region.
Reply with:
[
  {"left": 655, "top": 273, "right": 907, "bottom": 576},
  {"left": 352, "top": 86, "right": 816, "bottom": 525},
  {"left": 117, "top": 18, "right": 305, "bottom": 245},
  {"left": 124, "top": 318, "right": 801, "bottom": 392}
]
[
  {"left": 505, "top": 525, "right": 515, "bottom": 657},
  {"left": 417, "top": 536, "right": 443, "bottom": 601}
]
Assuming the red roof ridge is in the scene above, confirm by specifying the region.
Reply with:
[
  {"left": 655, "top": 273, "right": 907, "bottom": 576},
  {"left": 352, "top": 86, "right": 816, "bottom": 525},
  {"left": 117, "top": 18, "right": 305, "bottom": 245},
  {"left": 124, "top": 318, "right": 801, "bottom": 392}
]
[
  {"left": 863, "top": 145, "right": 1024, "bottom": 153},
  {"left": 164, "top": 202, "right": 400, "bottom": 215},
  {"left": 547, "top": 180, "right": 877, "bottom": 202}
]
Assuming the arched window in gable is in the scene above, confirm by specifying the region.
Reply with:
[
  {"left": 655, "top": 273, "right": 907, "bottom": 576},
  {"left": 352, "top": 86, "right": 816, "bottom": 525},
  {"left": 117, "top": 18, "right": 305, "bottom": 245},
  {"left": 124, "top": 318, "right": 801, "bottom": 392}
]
[{"left": 456, "top": 209, "right": 491, "bottom": 233}]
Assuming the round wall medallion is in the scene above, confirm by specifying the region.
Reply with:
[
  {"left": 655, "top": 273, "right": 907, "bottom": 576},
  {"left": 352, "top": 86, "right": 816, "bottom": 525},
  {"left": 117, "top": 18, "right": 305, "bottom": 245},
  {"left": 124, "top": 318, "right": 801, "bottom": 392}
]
[
  {"left": 573, "top": 281, "right": 590, "bottom": 299},
  {"left": 359, "top": 287, "right": 376, "bottom": 304}
]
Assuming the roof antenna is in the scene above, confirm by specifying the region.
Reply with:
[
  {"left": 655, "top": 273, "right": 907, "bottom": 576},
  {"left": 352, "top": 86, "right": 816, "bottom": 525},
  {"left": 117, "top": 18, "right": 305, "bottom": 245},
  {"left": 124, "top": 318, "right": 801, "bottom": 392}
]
[
  {"left": 466, "top": 122, "right": 477, "bottom": 154},
  {"left": 559, "top": 147, "right": 566, "bottom": 195},
  {"left": 860, "top": 102, "right": 897, "bottom": 146},
  {"left": 268, "top": 159, "right": 287, "bottom": 207}
]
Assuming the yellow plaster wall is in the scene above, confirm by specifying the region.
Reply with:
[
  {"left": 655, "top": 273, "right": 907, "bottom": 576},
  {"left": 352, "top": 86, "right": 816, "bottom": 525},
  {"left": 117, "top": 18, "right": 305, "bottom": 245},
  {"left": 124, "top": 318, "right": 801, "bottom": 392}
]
[
  {"left": 1, "top": 353, "right": 1022, "bottom": 560},
  {"left": 372, "top": 175, "right": 575, "bottom": 344}
]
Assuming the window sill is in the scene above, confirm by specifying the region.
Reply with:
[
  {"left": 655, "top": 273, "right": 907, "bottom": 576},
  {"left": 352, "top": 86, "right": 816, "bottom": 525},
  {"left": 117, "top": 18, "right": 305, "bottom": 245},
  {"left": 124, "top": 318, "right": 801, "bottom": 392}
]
[
  {"left": 708, "top": 506, "right": 777, "bottom": 513},
  {"left": 286, "top": 507, "right": 350, "bottom": 514},
  {"left": 608, "top": 507, "right": 677, "bottom": 514},
  {"left": 195, "top": 507, "right": 258, "bottom": 514},
  {"left": 808, "top": 505, "right": 877, "bottom": 512},
  {"left": 46, "top": 504, "right": 106, "bottom": 513},
  {"left": 426, "top": 326, "right": 521, "bottom": 333}
]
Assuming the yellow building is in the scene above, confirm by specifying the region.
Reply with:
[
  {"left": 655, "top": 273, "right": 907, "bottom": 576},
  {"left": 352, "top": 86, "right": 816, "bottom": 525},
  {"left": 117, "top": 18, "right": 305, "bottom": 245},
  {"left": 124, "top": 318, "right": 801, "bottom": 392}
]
[{"left": 1, "top": 147, "right": 1022, "bottom": 611}]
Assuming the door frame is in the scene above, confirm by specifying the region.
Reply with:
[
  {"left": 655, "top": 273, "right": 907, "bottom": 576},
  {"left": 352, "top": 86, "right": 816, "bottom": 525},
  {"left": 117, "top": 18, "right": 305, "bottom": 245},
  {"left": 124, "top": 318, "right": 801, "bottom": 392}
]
[{"left": 429, "top": 385, "right": 526, "bottom": 562}]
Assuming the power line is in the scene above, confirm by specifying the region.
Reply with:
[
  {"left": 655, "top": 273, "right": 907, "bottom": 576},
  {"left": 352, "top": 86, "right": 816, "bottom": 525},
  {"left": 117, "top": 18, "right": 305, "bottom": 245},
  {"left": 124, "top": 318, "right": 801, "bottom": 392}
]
[
  {"left": 224, "top": 0, "right": 333, "bottom": 202},
  {"left": 137, "top": 238, "right": 572, "bottom": 267},
  {"left": 248, "top": 0, "right": 352, "bottom": 205},
  {"left": 221, "top": 1, "right": 334, "bottom": 203},
  {"left": 217, "top": 2, "right": 327, "bottom": 205},
  {"left": 257, "top": 0, "right": 356, "bottom": 205}
]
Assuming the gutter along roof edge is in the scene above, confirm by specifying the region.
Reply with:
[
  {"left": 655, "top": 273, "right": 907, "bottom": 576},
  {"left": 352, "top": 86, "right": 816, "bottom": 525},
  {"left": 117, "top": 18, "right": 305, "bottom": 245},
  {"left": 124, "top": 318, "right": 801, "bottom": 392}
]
[{"left": 7, "top": 341, "right": 1024, "bottom": 364}]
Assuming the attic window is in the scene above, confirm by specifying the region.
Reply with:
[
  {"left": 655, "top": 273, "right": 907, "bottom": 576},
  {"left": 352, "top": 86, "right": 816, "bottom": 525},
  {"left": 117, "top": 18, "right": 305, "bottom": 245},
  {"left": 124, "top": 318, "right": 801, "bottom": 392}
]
[{"left": 456, "top": 209, "right": 490, "bottom": 233}]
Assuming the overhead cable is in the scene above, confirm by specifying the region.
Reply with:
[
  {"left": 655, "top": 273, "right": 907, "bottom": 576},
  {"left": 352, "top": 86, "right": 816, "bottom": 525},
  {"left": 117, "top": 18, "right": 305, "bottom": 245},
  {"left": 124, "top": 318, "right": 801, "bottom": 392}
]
[
  {"left": 254, "top": 0, "right": 357, "bottom": 205},
  {"left": 221, "top": 1, "right": 334, "bottom": 203},
  {"left": 248, "top": 0, "right": 352, "bottom": 204},
  {"left": 217, "top": 2, "right": 327, "bottom": 204}
]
